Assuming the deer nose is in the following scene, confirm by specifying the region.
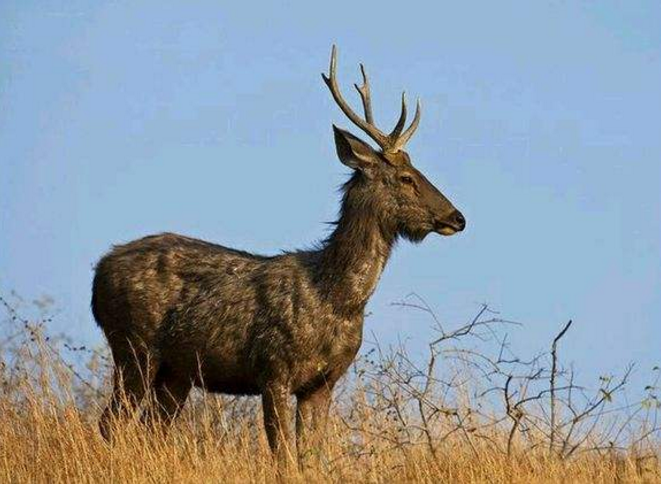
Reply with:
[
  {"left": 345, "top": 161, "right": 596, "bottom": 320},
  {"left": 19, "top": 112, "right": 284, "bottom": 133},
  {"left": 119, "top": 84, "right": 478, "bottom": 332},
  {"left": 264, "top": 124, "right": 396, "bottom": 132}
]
[{"left": 452, "top": 211, "right": 466, "bottom": 231}]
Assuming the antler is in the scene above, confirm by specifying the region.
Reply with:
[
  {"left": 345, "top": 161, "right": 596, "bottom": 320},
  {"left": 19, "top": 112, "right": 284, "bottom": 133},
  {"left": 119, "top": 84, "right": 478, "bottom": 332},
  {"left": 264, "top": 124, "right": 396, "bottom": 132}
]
[{"left": 322, "top": 45, "right": 421, "bottom": 153}]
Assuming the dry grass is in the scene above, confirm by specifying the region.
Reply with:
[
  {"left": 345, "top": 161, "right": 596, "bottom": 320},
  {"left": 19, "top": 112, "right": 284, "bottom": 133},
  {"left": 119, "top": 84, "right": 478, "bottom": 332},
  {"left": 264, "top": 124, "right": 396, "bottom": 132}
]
[
  {"left": 1, "top": 294, "right": 659, "bottom": 483},
  {"left": 0, "top": 389, "right": 657, "bottom": 483}
]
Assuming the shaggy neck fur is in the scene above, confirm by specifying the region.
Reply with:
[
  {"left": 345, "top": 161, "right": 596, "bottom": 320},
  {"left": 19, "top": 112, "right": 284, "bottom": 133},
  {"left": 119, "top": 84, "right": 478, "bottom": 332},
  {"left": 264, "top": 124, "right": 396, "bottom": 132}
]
[{"left": 315, "top": 173, "right": 397, "bottom": 316}]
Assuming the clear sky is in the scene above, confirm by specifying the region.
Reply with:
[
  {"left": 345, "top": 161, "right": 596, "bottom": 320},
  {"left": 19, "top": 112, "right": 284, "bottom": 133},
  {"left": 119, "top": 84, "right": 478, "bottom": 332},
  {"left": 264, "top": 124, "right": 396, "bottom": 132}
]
[{"left": 1, "top": 2, "right": 659, "bottom": 389}]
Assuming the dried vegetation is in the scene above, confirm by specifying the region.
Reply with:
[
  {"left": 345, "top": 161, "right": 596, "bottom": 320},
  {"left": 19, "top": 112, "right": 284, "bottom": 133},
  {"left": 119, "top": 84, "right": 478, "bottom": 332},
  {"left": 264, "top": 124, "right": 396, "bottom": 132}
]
[{"left": 1, "top": 293, "right": 659, "bottom": 483}]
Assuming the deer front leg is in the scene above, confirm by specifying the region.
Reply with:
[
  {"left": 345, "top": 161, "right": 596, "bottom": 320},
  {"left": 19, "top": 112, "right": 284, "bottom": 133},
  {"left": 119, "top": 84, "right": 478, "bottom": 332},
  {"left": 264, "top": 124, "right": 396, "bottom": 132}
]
[
  {"left": 262, "top": 382, "right": 294, "bottom": 467},
  {"left": 296, "top": 384, "right": 332, "bottom": 465}
]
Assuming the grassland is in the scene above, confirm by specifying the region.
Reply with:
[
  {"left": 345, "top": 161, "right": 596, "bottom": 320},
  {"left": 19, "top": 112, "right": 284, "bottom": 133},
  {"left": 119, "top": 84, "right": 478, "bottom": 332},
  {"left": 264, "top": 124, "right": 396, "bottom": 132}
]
[{"left": 1, "top": 294, "right": 658, "bottom": 483}]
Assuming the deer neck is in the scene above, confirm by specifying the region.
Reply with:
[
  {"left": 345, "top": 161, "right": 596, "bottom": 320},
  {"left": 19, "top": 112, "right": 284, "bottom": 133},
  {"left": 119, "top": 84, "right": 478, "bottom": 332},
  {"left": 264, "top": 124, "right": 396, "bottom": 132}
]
[{"left": 316, "top": 184, "right": 397, "bottom": 316}]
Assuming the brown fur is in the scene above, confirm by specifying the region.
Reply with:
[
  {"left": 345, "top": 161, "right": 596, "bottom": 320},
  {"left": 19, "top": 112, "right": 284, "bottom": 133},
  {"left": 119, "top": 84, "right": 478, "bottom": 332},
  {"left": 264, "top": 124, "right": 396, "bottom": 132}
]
[{"left": 93, "top": 103, "right": 465, "bottom": 466}]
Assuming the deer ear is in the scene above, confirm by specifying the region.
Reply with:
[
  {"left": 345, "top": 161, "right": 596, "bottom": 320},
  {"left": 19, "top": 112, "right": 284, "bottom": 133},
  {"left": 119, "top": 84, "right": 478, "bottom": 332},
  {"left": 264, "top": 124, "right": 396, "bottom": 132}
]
[{"left": 332, "top": 125, "right": 379, "bottom": 173}]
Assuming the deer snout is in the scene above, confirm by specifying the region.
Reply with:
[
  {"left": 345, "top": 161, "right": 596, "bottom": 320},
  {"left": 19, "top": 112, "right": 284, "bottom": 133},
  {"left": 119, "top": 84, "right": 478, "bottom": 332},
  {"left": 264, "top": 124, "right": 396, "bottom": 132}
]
[
  {"left": 451, "top": 210, "right": 466, "bottom": 231},
  {"left": 433, "top": 209, "right": 466, "bottom": 236}
]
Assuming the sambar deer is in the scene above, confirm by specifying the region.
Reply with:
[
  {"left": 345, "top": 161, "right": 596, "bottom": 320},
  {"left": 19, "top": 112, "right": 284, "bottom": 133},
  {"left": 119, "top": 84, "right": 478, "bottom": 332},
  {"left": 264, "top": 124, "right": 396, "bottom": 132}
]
[{"left": 92, "top": 46, "right": 465, "bottom": 464}]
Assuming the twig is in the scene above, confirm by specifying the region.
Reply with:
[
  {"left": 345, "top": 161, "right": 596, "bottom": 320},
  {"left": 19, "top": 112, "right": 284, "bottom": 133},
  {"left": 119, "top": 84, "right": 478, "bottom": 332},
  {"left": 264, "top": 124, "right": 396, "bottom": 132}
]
[{"left": 550, "top": 320, "right": 573, "bottom": 453}]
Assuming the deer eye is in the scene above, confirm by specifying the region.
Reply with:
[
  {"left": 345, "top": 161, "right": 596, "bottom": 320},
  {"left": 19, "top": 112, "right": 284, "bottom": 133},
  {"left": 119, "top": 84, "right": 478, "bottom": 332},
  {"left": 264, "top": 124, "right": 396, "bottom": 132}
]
[{"left": 399, "top": 174, "right": 414, "bottom": 185}]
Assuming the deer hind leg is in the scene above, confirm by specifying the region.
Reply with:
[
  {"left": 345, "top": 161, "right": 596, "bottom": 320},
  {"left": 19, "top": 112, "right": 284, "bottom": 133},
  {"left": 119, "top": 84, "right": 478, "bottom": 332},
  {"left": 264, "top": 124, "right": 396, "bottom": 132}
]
[
  {"left": 99, "top": 346, "right": 158, "bottom": 441},
  {"left": 262, "top": 382, "right": 295, "bottom": 468},
  {"left": 296, "top": 384, "right": 333, "bottom": 466},
  {"left": 142, "top": 365, "right": 192, "bottom": 431}
]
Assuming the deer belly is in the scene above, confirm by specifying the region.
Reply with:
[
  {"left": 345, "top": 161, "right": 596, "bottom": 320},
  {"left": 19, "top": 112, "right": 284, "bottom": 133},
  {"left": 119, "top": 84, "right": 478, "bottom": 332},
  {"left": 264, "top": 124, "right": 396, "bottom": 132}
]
[
  {"left": 196, "top": 375, "right": 260, "bottom": 395},
  {"left": 194, "top": 357, "right": 261, "bottom": 396}
]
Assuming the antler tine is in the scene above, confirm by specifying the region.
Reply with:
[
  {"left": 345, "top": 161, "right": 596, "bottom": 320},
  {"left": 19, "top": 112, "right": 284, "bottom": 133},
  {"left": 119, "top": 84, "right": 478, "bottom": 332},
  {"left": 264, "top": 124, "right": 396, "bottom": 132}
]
[
  {"left": 389, "top": 92, "right": 408, "bottom": 140},
  {"left": 322, "top": 45, "right": 388, "bottom": 148},
  {"left": 322, "top": 46, "right": 422, "bottom": 153},
  {"left": 354, "top": 63, "right": 374, "bottom": 125},
  {"left": 393, "top": 99, "right": 421, "bottom": 151}
]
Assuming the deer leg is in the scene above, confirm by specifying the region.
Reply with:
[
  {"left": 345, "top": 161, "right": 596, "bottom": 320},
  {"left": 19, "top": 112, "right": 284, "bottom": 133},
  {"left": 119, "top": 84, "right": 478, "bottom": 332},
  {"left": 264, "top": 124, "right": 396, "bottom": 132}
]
[
  {"left": 262, "top": 382, "right": 294, "bottom": 467},
  {"left": 99, "top": 353, "right": 157, "bottom": 441},
  {"left": 296, "top": 384, "right": 332, "bottom": 465},
  {"left": 142, "top": 367, "right": 192, "bottom": 432}
]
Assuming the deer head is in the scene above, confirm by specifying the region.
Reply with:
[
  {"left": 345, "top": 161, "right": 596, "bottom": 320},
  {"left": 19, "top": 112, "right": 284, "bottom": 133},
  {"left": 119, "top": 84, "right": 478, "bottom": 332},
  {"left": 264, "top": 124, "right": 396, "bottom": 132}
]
[{"left": 322, "top": 46, "right": 465, "bottom": 242}]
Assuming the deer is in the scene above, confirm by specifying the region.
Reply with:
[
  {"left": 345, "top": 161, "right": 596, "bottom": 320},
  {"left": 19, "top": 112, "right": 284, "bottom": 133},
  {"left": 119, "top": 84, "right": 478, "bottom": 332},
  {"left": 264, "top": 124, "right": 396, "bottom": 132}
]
[{"left": 91, "top": 45, "right": 465, "bottom": 465}]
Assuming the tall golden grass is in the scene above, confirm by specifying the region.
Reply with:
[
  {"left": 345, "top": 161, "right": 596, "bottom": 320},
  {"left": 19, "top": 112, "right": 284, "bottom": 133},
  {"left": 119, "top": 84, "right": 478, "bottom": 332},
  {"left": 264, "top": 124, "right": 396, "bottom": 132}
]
[{"left": 1, "top": 294, "right": 659, "bottom": 483}]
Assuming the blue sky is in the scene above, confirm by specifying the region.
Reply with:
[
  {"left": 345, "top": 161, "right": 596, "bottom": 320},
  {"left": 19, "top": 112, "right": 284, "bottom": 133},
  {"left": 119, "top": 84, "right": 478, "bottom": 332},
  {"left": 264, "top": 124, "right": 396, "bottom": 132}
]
[{"left": 1, "top": 2, "right": 660, "bottom": 389}]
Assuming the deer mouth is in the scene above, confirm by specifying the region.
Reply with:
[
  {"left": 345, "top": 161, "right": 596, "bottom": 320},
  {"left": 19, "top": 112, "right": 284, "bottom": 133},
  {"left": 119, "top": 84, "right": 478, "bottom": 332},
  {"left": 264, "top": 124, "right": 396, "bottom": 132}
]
[
  {"left": 433, "top": 210, "right": 465, "bottom": 236},
  {"left": 435, "top": 224, "right": 458, "bottom": 236},
  {"left": 433, "top": 220, "right": 463, "bottom": 236}
]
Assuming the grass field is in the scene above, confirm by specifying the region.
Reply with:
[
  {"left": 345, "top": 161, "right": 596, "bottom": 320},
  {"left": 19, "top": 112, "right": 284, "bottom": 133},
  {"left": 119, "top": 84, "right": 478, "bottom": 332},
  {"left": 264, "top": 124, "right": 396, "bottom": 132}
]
[{"left": 1, "top": 295, "right": 659, "bottom": 483}]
